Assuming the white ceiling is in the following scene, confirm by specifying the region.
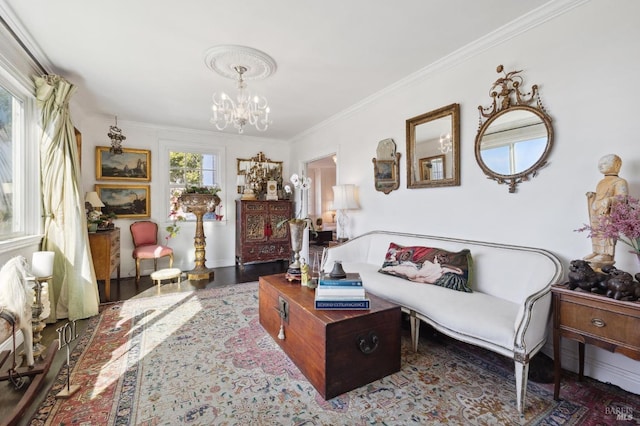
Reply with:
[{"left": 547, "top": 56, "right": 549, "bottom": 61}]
[{"left": 1, "top": 0, "right": 550, "bottom": 140}]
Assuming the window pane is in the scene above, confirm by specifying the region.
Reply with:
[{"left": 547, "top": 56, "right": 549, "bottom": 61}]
[
  {"left": 481, "top": 145, "right": 511, "bottom": 175},
  {"left": 0, "top": 85, "right": 20, "bottom": 240},
  {"left": 514, "top": 138, "right": 546, "bottom": 172},
  {"left": 169, "top": 169, "right": 184, "bottom": 185}
]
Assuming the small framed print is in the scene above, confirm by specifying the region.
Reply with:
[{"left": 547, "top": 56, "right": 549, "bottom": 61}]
[
  {"left": 96, "top": 184, "right": 150, "bottom": 218},
  {"left": 419, "top": 155, "right": 446, "bottom": 181},
  {"left": 96, "top": 147, "right": 151, "bottom": 181}
]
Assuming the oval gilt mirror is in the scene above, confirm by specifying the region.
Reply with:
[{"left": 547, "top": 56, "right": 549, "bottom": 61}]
[
  {"left": 475, "top": 66, "right": 553, "bottom": 193},
  {"left": 406, "top": 103, "right": 460, "bottom": 189}
]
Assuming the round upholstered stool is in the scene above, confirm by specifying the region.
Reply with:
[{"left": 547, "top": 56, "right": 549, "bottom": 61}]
[{"left": 150, "top": 268, "right": 182, "bottom": 286}]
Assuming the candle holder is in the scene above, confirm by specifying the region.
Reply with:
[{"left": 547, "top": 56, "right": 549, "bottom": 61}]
[{"left": 30, "top": 251, "right": 55, "bottom": 359}]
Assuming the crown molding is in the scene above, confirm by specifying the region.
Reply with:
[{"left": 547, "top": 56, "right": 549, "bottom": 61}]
[
  {"left": 0, "top": 0, "right": 55, "bottom": 74},
  {"left": 289, "top": 0, "right": 589, "bottom": 143}
]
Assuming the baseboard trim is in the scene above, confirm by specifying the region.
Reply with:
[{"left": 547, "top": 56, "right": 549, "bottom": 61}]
[{"left": 541, "top": 342, "right": 640, "bottom": 395}]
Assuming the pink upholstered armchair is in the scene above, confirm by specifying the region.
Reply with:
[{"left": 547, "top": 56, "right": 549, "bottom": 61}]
[{"left": 130, "top": 221, "right": 174, "bottom": 284}]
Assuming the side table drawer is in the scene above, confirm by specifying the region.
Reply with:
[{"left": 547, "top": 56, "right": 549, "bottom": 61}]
[
  {"left": 111, "top": 232, "right": 120, "bottom": 252},
  {"left": 560, "top": 301, "right": 640, "bottom": 344}
]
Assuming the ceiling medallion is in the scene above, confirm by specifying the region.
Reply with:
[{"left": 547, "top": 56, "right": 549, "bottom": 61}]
[
  {"left": 204, "top": 45, "right": 277, "bottom": 80},
  {"left": 204, "top": 45, "right": 277, "bottom": 133}
]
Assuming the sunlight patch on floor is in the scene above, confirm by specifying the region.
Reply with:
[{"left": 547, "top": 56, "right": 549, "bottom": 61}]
[{"left": 90, "top": 291, "right": 200, "bottom": 400}]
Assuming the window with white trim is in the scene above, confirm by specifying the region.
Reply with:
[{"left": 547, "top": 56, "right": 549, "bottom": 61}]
[
  {"left": 168, "top": 148, "right": 223, "bottom": 221},
  {"left": 0, "top": 78, "right": 26, "bottom": 241}
]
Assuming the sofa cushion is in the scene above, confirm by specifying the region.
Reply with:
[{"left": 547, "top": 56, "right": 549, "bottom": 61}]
[
  {"left": 343, "top": 262, "right": 518, "bottom": 349},
  {"left": 378, "top": 242, "right": 472, "bottom": 292}
]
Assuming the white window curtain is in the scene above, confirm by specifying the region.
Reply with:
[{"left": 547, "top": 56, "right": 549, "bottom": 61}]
[{"left": 34, "top": 74, "right": 99, "bottom": 321}]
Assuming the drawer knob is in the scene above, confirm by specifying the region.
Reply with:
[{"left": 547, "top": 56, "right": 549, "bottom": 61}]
[{"left": 591, "top": 318, "right": 606, "bottom": 328}]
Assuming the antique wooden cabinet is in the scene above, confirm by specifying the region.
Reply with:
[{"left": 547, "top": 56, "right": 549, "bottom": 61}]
[
  {"left": 88, "top": 227, "right": 121, "bottom": 302},
  {"left": 235, "top": 200, "right": 293, "bottom": 267}
]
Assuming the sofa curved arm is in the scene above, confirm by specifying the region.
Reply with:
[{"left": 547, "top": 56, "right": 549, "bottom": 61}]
[
  {"left": 513, "top": 288, "right": 553, "bottom": 361},
  {"left": 513, "top": 246, "right": 563, "bottom": 356}
]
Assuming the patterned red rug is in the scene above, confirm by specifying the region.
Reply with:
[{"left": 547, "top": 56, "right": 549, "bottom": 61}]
[{"left": 29, "top": 282, "right": 639, "bottom": 425}]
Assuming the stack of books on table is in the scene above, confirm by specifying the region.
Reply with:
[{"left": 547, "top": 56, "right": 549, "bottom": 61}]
[{"left": 314, "top": 272, "right": 370, "bottom": 310}]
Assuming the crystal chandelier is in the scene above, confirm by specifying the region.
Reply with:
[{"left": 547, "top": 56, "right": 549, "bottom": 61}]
[
  {"left": 108, "top": 116, "right": 126, "bottom": 155},
  {"left": 439, "top": 133, "right": 452, "bottom": 154},
  {"left": 204, "top": 45, "right": 276, "bottom": 134},
  {"left": 211, "top": 66, "right": 270, "bottom": 134}
]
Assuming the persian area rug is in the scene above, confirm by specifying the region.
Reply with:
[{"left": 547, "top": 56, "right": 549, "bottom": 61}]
[{"left": 29, "top": 282, "right": 632, "bottom": 425}]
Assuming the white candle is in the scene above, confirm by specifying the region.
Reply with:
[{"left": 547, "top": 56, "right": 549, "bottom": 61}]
[{"left": 31, "top": 251, "right": 55, "bottom": 277}]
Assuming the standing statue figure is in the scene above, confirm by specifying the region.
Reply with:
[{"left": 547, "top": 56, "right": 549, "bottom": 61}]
[{"left": 583, "top": 154, "right": 628, "bottom": 265}]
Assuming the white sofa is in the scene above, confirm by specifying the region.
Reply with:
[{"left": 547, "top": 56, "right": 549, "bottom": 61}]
[{"left": 322, "top": 230, "right": 563, "bottom": 413}]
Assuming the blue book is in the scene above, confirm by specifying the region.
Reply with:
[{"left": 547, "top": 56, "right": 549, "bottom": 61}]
[
  {"left": 319, "top": 272, "right": 363, "bottom": 287},
  {"left": 314, "top": 298, "right": 370, "bottom": 310}
]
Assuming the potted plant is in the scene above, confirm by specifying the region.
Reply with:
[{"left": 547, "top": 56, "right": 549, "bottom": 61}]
[
  {"left": 179, "top": 185, "right": 222, "bottom": 210},
  {"left": 177, "top": 185, "right": 221, "bottom": 280},
  {"left": 87, "top": 210, "right": 102, "bottom": 233}
]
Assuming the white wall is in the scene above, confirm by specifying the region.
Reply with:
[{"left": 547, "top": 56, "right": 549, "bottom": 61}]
[
  {"left": 290, "top": 0, "right": 640, "bottom": 394},
  {"left": 77, "top": 116, "right": 290, "bottom": 278}
]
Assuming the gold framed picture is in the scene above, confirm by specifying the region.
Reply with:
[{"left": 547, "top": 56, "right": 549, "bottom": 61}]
[
  {"left": 96, "top": 146, "right": 151, "bottom": 181},
  {"left": 96, "top": 184, "right": 150, "bottom": 218},
  {"left": 419, "top": 155, "right": 446, "bottom": 181}
]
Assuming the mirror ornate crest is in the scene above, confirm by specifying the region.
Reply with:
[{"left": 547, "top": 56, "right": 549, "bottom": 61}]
[
  {"left": 406, "top": 103, "right": 460, "bottom": 189},
  {"left": 236, "top": 152, "right": 283, "bottom": 199},
  {"left": 475, "top": 65, "right": 553, "bottom": 193},
  {"left": 372, "top": 138, "right": 400, "bottom": 194}
]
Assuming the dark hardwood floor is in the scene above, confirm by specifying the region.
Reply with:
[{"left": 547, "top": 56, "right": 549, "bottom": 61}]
[{"left": 100, "top": 261, "right": 289, "bottom": 302}]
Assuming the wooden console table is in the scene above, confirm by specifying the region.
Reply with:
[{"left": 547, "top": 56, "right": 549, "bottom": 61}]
[
  {"left": 551, "top": 283, "right": 640, "bottom": 400},
  {"left": 88, "top": 228, "right": 121, "bottom": 302}
]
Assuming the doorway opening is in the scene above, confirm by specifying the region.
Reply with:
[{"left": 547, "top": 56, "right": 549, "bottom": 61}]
[{"left": 306, "top": 154, "right": 337, "bottom": 237}]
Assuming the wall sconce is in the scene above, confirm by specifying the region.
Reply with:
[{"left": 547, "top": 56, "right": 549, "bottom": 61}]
[{"left": 332, "top": 184, "right": 360, "bottom": 241}]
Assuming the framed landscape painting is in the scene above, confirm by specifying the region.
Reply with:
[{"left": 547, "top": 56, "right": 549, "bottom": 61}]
[
  {"left": 96, "top": 147, "right": 151, "bottom": 181},
  {"left": 96, "top": 184, "right": 150, "bottom": 218}
]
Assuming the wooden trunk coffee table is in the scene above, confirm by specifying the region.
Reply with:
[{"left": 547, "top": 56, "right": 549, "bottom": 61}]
[{"left": 259, "top": 273, "right": 401, "bottom": 399}]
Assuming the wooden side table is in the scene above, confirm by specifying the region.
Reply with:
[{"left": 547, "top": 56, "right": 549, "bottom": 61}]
[
  {"left": 88, "top": 228, "right": 121, "bottom": 302},
  {"left": 551, "top": 283, "right": 640, "bottom": 400}
]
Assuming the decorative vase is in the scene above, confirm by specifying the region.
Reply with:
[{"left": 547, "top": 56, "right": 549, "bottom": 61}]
[
  {"left": 179, "top": 193, "right": 221, "bottom": 280},
  {"left": 287, "top": 219, "right": 307, "bottom": 277}
]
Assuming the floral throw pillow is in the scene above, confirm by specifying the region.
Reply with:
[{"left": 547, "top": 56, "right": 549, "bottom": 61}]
[{"left": 378, "top": 242, "right": 473, "bottom": 292}]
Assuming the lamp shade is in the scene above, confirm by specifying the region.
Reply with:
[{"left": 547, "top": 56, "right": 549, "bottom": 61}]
[
  {"left": 31, "top": 251, "right": 55, "bottom": 278},
  {"left": 332, "top": 184, "right": 360, "bottom": 210},
  {"left": 236, "top": 174, "right": 246, "bottom": 186},
  {"left": 85, "top": 191, "right": 105, "bottom": 208}
]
